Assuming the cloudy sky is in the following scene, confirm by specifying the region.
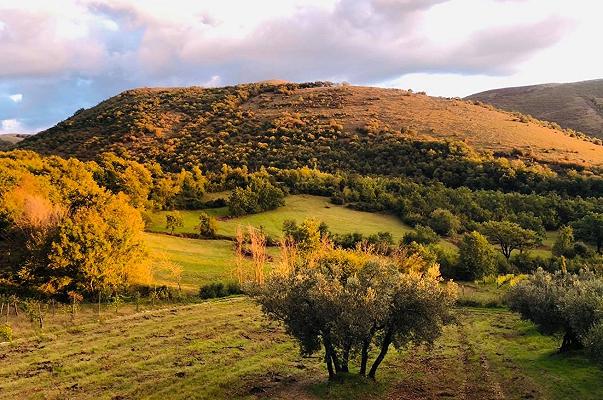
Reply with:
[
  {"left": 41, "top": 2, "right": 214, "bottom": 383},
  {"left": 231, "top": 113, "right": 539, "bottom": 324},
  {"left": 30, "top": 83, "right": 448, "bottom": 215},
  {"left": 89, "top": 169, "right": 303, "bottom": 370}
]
[{"left": 1, "top": 0, "right": 602, "bottom": 133}]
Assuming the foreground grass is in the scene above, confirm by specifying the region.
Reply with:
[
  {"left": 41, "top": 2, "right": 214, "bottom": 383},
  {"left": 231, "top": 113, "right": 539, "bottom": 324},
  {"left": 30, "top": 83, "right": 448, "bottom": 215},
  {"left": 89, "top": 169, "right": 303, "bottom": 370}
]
[
  {"left": 148, "top": 194, "right": 413, "bottom": 241},
  {"left": 1, "top": 298, "right": 601, "bottom": 399}
]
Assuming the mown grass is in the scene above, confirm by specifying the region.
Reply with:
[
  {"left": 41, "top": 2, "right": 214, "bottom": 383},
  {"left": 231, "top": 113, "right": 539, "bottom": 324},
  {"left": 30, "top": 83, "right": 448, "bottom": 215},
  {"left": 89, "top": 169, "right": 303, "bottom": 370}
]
[
  {"left": 1, "top": 299, "right": 601, "bottom": 399},
  {"left": 148, "top": 194, "right": 413, "bottom": 241}
]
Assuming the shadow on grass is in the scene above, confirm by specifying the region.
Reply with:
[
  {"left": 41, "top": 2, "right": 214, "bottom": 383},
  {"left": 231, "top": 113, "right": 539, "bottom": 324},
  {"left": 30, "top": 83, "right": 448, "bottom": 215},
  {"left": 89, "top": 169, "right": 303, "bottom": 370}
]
[{"left": 309, "top": 373, "right": 389, "bottom": 400}]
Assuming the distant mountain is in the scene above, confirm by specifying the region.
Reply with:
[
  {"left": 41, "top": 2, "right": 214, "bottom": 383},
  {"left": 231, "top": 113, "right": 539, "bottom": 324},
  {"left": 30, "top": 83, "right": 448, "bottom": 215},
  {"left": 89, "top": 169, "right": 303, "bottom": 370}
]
[
  {"left": 0, "top": 133, "right": 29, "bottom": 150},
  {"left": 467, "top": 79, "right": 603, "bottom": 139},
  {"left": 18, "top": 82, "right": 603, "bottom": 171}
]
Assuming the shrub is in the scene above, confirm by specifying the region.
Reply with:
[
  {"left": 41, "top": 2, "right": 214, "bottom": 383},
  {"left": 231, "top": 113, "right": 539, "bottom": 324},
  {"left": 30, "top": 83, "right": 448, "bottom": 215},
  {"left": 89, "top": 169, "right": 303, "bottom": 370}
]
[
  {"left": 199, "top": 281, "right": 241, "bottom": 299},
  {"left": 197, "top": 212, "right": 218, "bottom": 238},
  {"left": 428, "top": 208, "right": 461, "bottom": 236},
  {"left": 402, "top": 225, "right": 439, "bottom": 246},
  {"left": 0, "top": 324, "right": 13, "bottom": 342}
]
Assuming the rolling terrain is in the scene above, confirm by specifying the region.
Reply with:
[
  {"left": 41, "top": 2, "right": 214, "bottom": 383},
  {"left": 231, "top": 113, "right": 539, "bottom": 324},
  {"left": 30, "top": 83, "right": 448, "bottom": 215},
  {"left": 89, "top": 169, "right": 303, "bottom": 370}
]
[
  {"left": 17, "top": 82, "right": 603, "bottom": 169},
  {"left": 468, "top": 79, "right": 603, "bottom": 139},
  {"left": 2, "top": 298, "right": 602, "bottom": 400}
]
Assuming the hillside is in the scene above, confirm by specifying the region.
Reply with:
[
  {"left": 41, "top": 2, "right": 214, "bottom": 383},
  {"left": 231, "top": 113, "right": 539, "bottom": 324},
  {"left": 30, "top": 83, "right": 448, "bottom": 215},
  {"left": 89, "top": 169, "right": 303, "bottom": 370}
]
[
  {"left": 18, "top": 82, "right": 603, "bottom": 171},
  {"left": 467, "top": 79, "right": 603, "bottom": 139},
  {"left": 0, "top": 134, "right": 27, "bottom": 150}
]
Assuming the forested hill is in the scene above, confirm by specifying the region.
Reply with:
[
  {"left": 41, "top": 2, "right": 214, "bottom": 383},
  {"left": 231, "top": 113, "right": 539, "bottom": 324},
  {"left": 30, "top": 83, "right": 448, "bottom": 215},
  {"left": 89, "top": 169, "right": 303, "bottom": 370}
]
[
  {"left": 467, "top": 79, "right": 603, "bottom": 140},
  {"left": 18, "top": 81, "right": 603, "bottom": 175}
]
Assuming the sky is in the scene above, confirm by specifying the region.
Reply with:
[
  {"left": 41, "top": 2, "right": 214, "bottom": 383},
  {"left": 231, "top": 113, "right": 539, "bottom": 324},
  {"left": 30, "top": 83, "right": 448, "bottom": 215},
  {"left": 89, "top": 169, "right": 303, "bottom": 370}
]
[{"left": 1, "top": 0, "right": 602, "bottom": 133}]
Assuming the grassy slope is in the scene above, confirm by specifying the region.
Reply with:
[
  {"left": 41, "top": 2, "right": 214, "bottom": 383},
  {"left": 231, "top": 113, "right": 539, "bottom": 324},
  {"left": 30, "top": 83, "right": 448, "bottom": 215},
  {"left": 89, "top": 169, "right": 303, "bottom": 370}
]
[
  {"left": 1, "top": 299, "right": 601, "bottom": 400},
  {"left": 145, "top": 233, "right": 236, "bottom": 291},
  {"left": 148, "top": 194, "right": 413, "bottom": 241},
  {"left": 144, "top": 195, "right": 560, "bottom": 291}
]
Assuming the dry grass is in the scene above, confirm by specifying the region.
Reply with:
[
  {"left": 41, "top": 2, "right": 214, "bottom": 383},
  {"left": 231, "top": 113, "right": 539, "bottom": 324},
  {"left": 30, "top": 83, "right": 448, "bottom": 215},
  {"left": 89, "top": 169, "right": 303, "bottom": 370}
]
[
  {"left": 245, "top": 85, "right": 603, "bottom": 166},
  {"left": 468, "top": 79, "right": 603, "bottom": 139}
]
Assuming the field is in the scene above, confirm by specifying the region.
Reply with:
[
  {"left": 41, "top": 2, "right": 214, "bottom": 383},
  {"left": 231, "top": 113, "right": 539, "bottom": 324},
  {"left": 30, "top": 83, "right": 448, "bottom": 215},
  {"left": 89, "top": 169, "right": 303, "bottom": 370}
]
[
  {"left": 147, "top": 194, "right": 413, "bottom": 240},
  {"left": 145, "top": 233, "right": 236, "bottom": 291},
  {"left": 2, "top": 298, "right": 602, "bottom": 400},
  {"left": 142, "top": 195, "right": 562, "bottom": 293}
]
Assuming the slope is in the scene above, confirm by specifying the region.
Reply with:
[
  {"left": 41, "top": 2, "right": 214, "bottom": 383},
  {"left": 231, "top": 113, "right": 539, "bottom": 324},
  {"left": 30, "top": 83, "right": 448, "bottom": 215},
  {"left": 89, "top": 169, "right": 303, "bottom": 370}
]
[
  {"left": 467, "top": 79, "right": 603, "bottom": 139},
  {"left": 17, "top": 82, "right": 603, "bottom": 170}
]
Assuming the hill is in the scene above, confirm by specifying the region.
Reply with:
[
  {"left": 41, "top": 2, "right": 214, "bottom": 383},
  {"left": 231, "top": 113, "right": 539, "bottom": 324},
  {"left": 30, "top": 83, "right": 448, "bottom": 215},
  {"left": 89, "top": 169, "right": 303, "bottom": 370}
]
[
  {"left": 467, "top": 79, "right": 603, "bottom": 139},
  {"left": 18, "top": 82, "right": 603, "bottom": 171},
  {"left": 0, "top": 133, "right": 28, "bottom": 150}
]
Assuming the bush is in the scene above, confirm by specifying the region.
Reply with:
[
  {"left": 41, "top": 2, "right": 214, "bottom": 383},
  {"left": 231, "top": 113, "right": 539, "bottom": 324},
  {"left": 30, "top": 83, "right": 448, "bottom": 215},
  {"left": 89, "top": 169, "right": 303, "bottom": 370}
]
[
  {"left": 0, "top": 324, "right": 12, "bottom": 342},
  {"left": 506, "top": 268, "right": 603, "bottom": 352},
  {"left": 585, "top": 323, "right": 603, "bottom": 363},
  {"left": 199, "top": 282, "right": 242, "bottom": 299},
  {"left": 402, "top": 225, "right": 440, "bottom": 246},
  {"left": 428, "top": 208, "right": 461, "bottom": 236},
  {"left": 197, "top": 212, "right": 218, "bottom": 238}
]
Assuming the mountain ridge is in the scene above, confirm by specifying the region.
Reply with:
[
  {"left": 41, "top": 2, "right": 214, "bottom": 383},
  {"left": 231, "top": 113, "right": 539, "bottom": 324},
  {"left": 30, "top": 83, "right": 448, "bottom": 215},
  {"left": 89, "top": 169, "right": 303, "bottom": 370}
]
[
  {"left": 467, "top": 79, "right": 603, "bottom": 139},
  {"left": 17, "top": 82, "right": 603, "bottom": 170}
]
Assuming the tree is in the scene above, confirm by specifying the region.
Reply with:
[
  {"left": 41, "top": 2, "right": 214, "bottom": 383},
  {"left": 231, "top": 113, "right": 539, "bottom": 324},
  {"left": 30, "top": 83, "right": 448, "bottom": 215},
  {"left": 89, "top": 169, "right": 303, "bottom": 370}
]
[
  {"left": 573, "top": 213, "right": 603, "bottom": 254},
  {"left": 174, "top": 167, "right": 207, "bottom": 209},
  {"left": 251, "top": 247, "right": 457, "bottom": 381},
  {"left": 228, "top": 176, "right": 285, "bottom": 216},
  {"left": 165, "top": 212, "right": 184, "bottom": 234},
  {"left": 457, "top": 231, "right": 497, "bottom": 280},
  {"left": 282, "top": 218, "right": 323, "bottom": 252},
  {"left": 506, "top": 268, "right": 603, "bottom": 353},
  {"left": 479, "top": 221, "right": 540, "bottom": 260},
  {"left": 401, "top": 225, "right": 439, "bottom": 246},
  {"left": 552, "top": 225, "right": 575, "bottom": 258},
  {"left": 47, "top": 194, "right": 150, "bottom": 298},
  {"left": 197, "top": 212, "right": 217, "bottom": 238},
  {"left": 428, "top": 208, "right": 461, "bottom": 236}
]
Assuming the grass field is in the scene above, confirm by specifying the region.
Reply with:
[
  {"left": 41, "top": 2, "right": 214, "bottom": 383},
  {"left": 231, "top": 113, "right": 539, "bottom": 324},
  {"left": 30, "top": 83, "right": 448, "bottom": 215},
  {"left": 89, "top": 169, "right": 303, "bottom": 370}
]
[
  {"left": 147, "top": 194, "right": 413, "bottom": 241},
  {"left": 1, "top": 298, "right": 601, "bottom": 400},
  {"left": 144, "top": 233, "right": 280, "bottom": 292},
  {"left": 145, "top": 233, "right": 237, "bottom": 291}
]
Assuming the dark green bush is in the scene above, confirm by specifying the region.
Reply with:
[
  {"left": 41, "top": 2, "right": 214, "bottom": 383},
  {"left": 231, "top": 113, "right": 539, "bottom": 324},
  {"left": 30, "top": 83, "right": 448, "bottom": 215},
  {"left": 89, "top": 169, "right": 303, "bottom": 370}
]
[{"left": 199, "top": 282, "right": 242, "bottom": 299}]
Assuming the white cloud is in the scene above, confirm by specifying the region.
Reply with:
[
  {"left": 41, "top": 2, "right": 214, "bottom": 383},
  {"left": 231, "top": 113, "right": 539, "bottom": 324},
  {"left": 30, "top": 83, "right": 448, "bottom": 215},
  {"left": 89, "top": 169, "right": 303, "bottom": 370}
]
[
  {"left": 0, "top": 118, "right": 23, "bottom": 133},
  {"left": 9, "top": 93, "right": 22, "bottom": 103},
  {"left": 0, "top": 0, "right": 601, "bottom": 131}
]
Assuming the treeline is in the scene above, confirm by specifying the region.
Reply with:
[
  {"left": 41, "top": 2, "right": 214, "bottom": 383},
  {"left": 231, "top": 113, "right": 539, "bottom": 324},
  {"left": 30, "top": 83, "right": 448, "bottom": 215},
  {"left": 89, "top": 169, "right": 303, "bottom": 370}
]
[
  {"left": 19, "top": 82, "right": 603, "bottom": 198},
  {"left": 1, "top": 150, "right": 601, "bottom": 300},
  {"left": 0, "top": 151, "right": 150, "bottom": 300}
]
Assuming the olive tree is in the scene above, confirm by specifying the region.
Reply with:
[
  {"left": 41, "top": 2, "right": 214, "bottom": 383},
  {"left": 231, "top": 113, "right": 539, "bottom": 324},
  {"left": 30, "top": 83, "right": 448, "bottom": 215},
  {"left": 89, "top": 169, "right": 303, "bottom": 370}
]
[
  {"left": 251, "top": 246, "right": 457, "bottom": 381},
  {"left": 506, "top": 268, "right": 603, "bottom": 353}
]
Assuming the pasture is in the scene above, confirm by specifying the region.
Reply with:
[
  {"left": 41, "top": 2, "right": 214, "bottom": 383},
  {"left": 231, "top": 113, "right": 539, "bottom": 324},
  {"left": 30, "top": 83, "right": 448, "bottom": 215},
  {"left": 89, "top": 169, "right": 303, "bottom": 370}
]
[{"left": 1, "top": 298, "right": 601, "bottom": 400}]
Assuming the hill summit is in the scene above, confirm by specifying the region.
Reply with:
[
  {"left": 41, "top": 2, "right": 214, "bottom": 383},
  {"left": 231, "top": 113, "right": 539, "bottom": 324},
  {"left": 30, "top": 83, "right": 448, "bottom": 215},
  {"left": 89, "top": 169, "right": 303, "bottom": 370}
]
[{"left": 18, "top": 81, "right": 603, "bottom": 170}]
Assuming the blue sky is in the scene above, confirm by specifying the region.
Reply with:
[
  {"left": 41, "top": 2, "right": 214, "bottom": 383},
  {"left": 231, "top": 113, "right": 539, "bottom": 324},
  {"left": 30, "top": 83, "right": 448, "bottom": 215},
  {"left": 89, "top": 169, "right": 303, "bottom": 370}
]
[{"left": 1, "top": 0, "right": 602, "bottom": 133}]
